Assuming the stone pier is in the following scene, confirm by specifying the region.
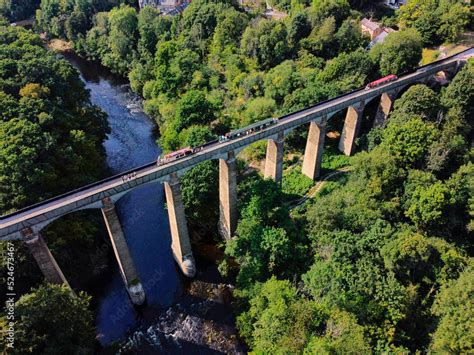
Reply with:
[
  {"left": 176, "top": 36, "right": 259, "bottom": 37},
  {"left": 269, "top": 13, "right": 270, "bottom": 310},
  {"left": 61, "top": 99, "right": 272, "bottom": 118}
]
[
  {"left": 264, "top": 131, "right": 285, "bottom": 183},
  {"left": 22, "top": 228, "right": 70, "bottom": 287},
  {"left": 219, "top": 151, "right": 238, "bottom": 240},
  {"left": 102, "top": 198, "right": 146, "bottom": 305},
  {"left": 302, "top": 118, "right": 327, "bottom": 180},
  {"left": 164, "top": 173, "right": 196, "bottom": 278},
  {"left": 373, "top": 89, "right": 398, "bottom": 127},
  {"left": 439, "top": 67, "right": 457, "bottom": 81},
  {"left": 339, "top": 103, "right": 365, "bottom": 156}
]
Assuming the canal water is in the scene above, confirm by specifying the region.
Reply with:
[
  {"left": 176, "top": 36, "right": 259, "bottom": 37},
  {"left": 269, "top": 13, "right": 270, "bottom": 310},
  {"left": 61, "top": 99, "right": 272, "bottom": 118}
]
[{"left": 61, "top": 52, "right": 183, "bottom": 345}]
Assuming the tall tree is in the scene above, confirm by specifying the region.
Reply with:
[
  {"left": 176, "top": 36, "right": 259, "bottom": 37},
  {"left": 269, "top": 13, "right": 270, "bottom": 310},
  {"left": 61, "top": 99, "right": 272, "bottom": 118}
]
[
  {"left": 430, "top": 266, "right": 474, "bottom": 353},
  {"left": 241, "top": 19, "right": 290, "bottom": 70},
  {"left": 370, "top": 29, "right": 423, "bottom": 76},
  {"left": 103, "top": 4, "right": 138, "bottom": 75}
]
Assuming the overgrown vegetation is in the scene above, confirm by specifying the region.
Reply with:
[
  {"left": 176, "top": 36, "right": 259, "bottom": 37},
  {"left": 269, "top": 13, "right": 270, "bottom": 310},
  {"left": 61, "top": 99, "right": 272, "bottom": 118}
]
[
  {"left": 0, "top": 284, "right": 96, "bottom": 353},
  {"left": 232, "top": 62, "right": 474, "bottom": 352},
  {"left": 0, "top": 0, "right": 40, "bottom": 22},
  {"left": 2, "top": 0, "right": 472, "bottom": 352},
  {"left": 0, "top": 21, "right": 109, "bottom": 344}
]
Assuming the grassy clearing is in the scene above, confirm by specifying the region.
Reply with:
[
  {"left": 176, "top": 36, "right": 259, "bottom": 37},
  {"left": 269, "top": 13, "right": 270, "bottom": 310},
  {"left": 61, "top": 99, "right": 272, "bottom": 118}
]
[{"left": 422, "top": 48, "right": 440, "bottom": 65}]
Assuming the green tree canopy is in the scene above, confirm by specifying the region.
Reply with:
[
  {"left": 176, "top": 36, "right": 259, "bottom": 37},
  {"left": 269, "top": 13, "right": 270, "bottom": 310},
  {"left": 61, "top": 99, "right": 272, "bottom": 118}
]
[
  {"left": 0, "top": 284, "right": 95, "bottom": 354},
  {"left": 243, "top": 97, "right": 277, "bottom": 126},
  {"left": 437, "top": 1, "right": 471, "bottom": 43},
  {"left": 211, "top": 7, "right": 249, "bottom": 54},
  {"left": 370, "top": 29, "right": 423, "bottom": 76},
  {"left": 380, "top": 116, "right": 437, "bottom": 168},
  {"left": 180, "top": 160, "right": 219, "bottom": 225},
  {"left": 310, "top": 0, "right": 351, "bottom": 26},
  {"left": 237, "top": 277, "right": 371, "bottom": 353},
  {"left": 0, "top": 0, "right": 40, "bottom": 22},
  {"left": 391, "top": 84, "right": 441, "bottom": 121},
  {"left": 442, "top": 59, "right": 474, "bottom": 117},
  {"left": 264, "top": 60, "right": 302, "bottom": 104},
  {"left": 397, "top": 0, "right": 470, "bottom": 44},
  {"left": 0, "top": 26, "right": 109, "bottom": 213},
  {"left": 137, "top": 6, "right": 171, "bottom": 57},
  {"left": 335, "top": 18, "right": 368, "bottom": 53},
  {"left": 241, "top": 18, "right": 290, "bottom": 70},
  {"left": 319, "top": 48, "right": 374, "bottom": 87},
  {"left": 102, "top": 5, "right": 138, "bottom": 75},
  {"left": 174, "top": 90, "right": 215, "bottom": 131},
  {"left": 430, "top": 266, "right": 474, "bottom": 353}
]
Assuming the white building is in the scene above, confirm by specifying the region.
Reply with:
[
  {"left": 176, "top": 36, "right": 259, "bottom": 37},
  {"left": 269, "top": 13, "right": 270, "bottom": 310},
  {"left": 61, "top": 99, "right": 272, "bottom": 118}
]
[
  {"left": 361, "top": 18, "right": 397, "bottom": 48},
  {"left": 370, "top": 27, "right": 396, "bottom": 47},
  {"left": 361, "top": 18, "right": 383, "bottom": 41},
  {"left": 385, "top": 0, "right": 407, "bottom": 9},
  {"left": 139, "top": 0, "right": 181, "bottom": 11}
]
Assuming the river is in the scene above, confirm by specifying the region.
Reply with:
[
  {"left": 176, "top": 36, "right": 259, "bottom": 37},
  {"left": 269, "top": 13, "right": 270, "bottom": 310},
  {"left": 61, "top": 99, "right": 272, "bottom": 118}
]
[
  {"left": 61, "top": 51, "right": 243, "bottom": 354},
  {"left": 61, "top": 52, "right": 183, "bottom": 345}
]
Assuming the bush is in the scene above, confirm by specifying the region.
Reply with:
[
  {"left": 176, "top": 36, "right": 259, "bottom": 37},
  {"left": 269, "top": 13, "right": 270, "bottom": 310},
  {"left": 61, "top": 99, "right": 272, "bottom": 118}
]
[
  {"left": 321, "top": 146, "right": 351, "bottom": 170},
  {"left": 242, "top": 140, "right": 268, "bottom": 162},
  {"left": 282, "top": 167, "right": 313, "bottom": 198}
]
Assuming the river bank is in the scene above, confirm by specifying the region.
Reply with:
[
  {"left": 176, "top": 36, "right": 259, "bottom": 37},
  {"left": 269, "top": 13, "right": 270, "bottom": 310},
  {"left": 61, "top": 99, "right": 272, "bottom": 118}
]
[
  {"left": 50, "top": 44, "right": 244, "bottom": 353},
  {"left": 120, "top": 251, "right": 245, "bottom": 354}
]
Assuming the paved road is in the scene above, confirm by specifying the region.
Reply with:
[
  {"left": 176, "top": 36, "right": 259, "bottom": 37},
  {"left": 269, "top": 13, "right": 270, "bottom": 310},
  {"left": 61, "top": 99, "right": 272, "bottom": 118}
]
[{"left": 1, "top": 48, "right": 472, "bottom": 240}]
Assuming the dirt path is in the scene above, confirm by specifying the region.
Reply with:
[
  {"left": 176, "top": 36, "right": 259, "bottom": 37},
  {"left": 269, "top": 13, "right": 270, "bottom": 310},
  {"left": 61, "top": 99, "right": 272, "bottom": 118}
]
[
  {"left": 289, "top": 167, "right": 352, "bottom": 210},
  {"left": 48, "top": 38, "right": 73, "bottom": 52}
]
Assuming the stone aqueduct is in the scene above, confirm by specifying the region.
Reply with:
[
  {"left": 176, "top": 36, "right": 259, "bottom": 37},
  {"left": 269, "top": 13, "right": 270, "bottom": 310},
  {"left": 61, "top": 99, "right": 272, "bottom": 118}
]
[{"left": 1, "top": 49, "right": 472, "bottom": 305}]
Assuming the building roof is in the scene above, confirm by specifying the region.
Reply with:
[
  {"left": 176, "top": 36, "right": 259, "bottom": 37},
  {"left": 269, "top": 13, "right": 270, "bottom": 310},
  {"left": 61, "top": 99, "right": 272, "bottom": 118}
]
[
  {"left": 361, "top": 18, "right": 381, "bottom": 31},
  {"left": 372, "top": 30, "right": 389, "bottom": 45},
  {"left": 369, "top": 28, "right": 397, "bottom": 47}
]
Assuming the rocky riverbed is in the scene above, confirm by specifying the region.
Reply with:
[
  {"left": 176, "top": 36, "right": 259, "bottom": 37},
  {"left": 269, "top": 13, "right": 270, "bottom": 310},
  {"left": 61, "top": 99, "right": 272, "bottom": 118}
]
[{"left": 120, "top": 262, "right": 246, "bottom": 354}]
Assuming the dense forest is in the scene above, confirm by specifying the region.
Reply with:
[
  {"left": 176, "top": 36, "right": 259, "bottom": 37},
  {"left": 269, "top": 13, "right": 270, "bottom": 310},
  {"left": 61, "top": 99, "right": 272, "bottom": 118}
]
[
  {"left": 0, "top": 20, "right": 110, "bottom": 353},
  {"left": 1, "top": 0, "right": 473, "bottom": 352},
  {"left": 227, "top": 67, "right": 474, "bottom": 352},
  {"left": 0, "top": 0, "right": 40, "bottom": 22}
]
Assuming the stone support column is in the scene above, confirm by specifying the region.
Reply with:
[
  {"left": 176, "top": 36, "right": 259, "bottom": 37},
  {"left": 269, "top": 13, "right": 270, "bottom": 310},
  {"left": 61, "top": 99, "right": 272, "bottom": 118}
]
[
  {"left": 219, "top": 151, "right": 238, "bottom": 241},
  {"left": 22, "top": 228, "right": 70, "bottom": 287},
  {"left": 102, "top": 197, "right": 146, "bottom": 305},
  {"left": 302, "top": 117, "right": 327, "bottom": 180},
  {"left": 164, "top": 173, "right": 196, "bottom": 278},
  {"left": 264, "top": 131, "right": 284, "bottom": 183},
  {"left": 373, "top": 90, "right": 398, "bottom": 127},
  {"left": 339, "top": 103, "right": 365, "bottom": 156}
]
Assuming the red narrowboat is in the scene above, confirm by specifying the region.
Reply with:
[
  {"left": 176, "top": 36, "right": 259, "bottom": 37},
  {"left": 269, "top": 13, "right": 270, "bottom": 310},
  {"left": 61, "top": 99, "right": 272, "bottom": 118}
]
[
  {"left": 164, "top": 147, "right": 193, "bottom": 160},
  {"left": 365, "top": 74, "right": 398, "bottom": 89}
]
